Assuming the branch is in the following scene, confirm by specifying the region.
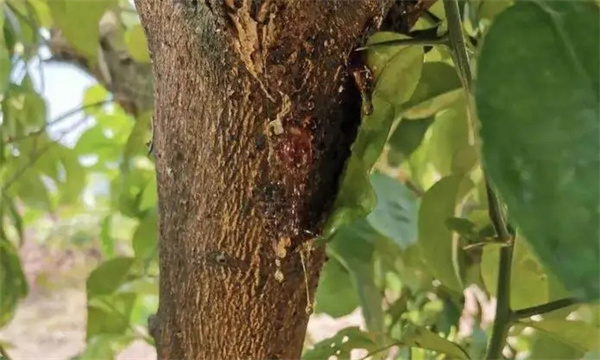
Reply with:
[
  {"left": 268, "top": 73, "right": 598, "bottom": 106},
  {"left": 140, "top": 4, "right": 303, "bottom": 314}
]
[
  {"left": 5, "top": 100, "right": 111, "bottom": 144},
  {"left": 512, "top": 298, "right": 581, "bottom": 320}
]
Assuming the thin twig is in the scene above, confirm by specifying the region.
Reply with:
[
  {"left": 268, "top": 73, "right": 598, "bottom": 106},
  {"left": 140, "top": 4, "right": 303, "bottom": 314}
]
[
  {"left": 2, "top": 116, "right": 90, "bottom": 192},
  {"left": 512, "top": 298, "right": 581, "bottom": 320},
  {"left": 5, "top": 100, "right": 111, "bottom": 144},
  {"left": 355, "top": 36, "right": 449, "bottom": 51}
]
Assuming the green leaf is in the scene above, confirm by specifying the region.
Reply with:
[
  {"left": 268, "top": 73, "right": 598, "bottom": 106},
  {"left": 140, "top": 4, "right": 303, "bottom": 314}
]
[
  {"left": 0, "top": 237, "right": 28, "bottom": 327},
  {"left": 132, "top": 210, "right": 157, "bottom": 261},
  {"left": 302, "top": 327, "right": 381, "bottom": 360},
  {"left": 125, "top": 24, "right": 150, "bottom": 63},
  {"left": 87, "top": 257, "right": 135, "bottom": 297},
  {"left": 75, "top": 125, "right": 120, "bottom": 159},
  {"left": 1, "top": 196, "right": 24, "bottom": 246},
  {"left": 367, "top": 173, "right": 418, "bottom": 249},
  {"left": 365, "top": 32, "right": 408, "bottom": 80},
  {"left": 387, "top": 117, "right": 434, "bottom": 166},
  {"left": 5, "top": 135, "right": 86, "bottom": 205},
  {"left": 139, "top": 175, "right": 157, "bottom": 211},
  {"left": 82, "top": 85, "right": 109, "bottom": 115},
  {"left": 522, "top": 319, "right": 600, "bottom": 352},
  {"left": 117, "top": 276, "right": 157, "bottom": 296},
  {"left": 47, "top": 0, "right": 116, "bottom": 62},
  {"left": 80, "top": 334, "right": 136, "bottom": 360},
  {"left": 402, "top": 62, "right": 463, "bottom": 119},
  {"left": 122, "top": 111, "right": 152, "bottom": 170},
  {"left": 481, "top": 236, "right": 550, "bottom": 310},
  {"left": 314, "top": 257, "right": 359, "bottom": 318},
  {"left": 0, "top": 47, "right": 10, "bottom": 96},
  {"left": 373, "top": 46, "right": 424, "bottom": 107},
  {"left": 324, "top": 45, "right": 424, "bottom": 239},
  {"left": 3, "top": 89, "right": 47, "bottom": 133},
  {"left": 322, "top": 95, "right": 394, "bottom": 239},
  {"left": 529, "top": 332, "right": 584, "bottom": 360},
  {"left": 475, "top": 1, "right": 600, "bottom": 300},
  {"left": 400, "top": 322, "right": 471, "bottom": 360},
  {"left": 328, "top": 220, "right": 385, "bottom": 332},
  {"left": 302, "top": 324, "right": 471, "bottom": 360},
  {"left": 418, "top": 175, "right": 472, "bottom": 292},
  {"left": 86, "top": 293, "right": 136, "bottom": 339},
  {"left": 427, "top": 99, "right": 478, "bottom": 176},
  {"left": 100, "top": 215, "right": 114, "bottom": 258}
]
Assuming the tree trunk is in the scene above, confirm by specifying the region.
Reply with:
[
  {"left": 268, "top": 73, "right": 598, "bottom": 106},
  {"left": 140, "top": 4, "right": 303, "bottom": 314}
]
[{"left": 134, "top": 0, "right": 424, "bottom": 358}]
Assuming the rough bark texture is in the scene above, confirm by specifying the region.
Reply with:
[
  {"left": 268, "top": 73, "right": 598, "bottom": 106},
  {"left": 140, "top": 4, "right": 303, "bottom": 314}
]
[{"left": 133, "top": 1, "right": 426, "bottom": 359}]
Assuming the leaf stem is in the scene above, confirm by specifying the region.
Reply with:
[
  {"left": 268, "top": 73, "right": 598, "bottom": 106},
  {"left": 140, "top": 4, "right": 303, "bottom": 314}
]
[{"left": 512, "top": 298, "right": 580, "bottom": 320}]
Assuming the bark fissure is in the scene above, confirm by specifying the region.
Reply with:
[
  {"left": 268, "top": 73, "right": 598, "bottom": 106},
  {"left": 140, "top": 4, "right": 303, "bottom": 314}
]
[{"left": 134, "top": 0, "right": 426, "bottom": 358}]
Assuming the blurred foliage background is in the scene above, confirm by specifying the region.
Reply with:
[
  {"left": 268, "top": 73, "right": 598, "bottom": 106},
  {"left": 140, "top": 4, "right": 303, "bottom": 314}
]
[{"left": 0, "top": 0, "right": 598, "bottom": 359}]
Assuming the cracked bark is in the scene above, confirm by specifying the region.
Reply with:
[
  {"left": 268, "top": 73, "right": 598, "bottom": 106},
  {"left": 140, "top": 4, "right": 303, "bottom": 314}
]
[{"left": 126, "top": 0, "right": 430, "bottom": 359}]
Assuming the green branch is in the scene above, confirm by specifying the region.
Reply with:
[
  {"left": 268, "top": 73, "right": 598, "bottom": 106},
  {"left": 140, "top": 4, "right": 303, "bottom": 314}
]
[
  {"left": 485, "top": 240, "right": 514, "bottom": 360},
  {"left": 512, "top": 298, "right": 581, "bottom": 320},
  {"left": 442, "top": 0, "right": 515, "bottom": 358}
]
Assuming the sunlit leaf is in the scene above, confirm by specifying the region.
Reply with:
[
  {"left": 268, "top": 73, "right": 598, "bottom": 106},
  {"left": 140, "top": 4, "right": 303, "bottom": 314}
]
[
  {"left": 125, "top": 24, "right": 150, "bottom": 63},
  {"left": 529, "top": 332, "right": 584, "bottom": 360},
  {"left": 402, "top": 62, "right": 462, "bottom": 119},
  {"left": 387, "top": 116, "right": 434, "bottom": 166},
  {"left": 418, "top": 175, "right": 473, "bottom": 292},
  {"left": 365, "top": 32, "right": 408, "bottom": 80},
  {"left": 132, "top": 209, "right": 157, "bottom": 261},
  {"left": 82, "top": 84, "right": 110, "bottom": 116},
  {"left": 139, "top": 175, "right": 157, "bottom": 211},
  {"left": 481, "top": 236, "right": 550, "bottom": 310},
  {"left": 522, "top": 319, "right": 600, "bottom": 352},
  {"left": 374, "top": 46, "right": 424, "bottom": 107},
  {"left": 428, "top": 99, "right": 478, "bottom": 176},
  {"left": 100, "top": 215, "right": 114, "bottom": 258},
  {"left": 48, "top": 0, "right": 116, "bottom": 61}
]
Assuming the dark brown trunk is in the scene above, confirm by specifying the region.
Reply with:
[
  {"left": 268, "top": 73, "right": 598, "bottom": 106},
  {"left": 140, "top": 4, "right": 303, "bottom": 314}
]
[{"left": 134, "top": 1, "right": 424, "bottom": 358}]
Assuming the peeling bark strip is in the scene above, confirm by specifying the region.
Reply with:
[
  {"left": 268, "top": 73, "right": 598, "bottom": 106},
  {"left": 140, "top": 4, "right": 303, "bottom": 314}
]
[{"left": 134, "top": 1, "right": 427, "bottom": 359}]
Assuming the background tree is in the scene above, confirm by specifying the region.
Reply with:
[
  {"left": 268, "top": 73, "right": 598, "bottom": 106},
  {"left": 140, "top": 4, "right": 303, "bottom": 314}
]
[{"left": 0, "top": 0, "right": 598, "bottom": 360}]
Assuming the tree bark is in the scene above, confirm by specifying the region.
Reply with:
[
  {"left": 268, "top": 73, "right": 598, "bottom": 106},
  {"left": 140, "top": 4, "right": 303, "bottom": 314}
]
[{"left": 134, "top": 0, "right": 424, "bottom": 358}]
